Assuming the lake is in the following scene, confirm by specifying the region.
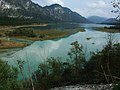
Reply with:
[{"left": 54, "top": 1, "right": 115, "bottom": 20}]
[{"left": 1, "top": 23, "right": 120, "bottom": 79}]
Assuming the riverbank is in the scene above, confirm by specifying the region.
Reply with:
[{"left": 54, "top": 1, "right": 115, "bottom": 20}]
[
  {"left": 0, "top": 25, "right": 85, "bottom": 57},
  {"left": 0, "top": 25, "right": 85, "bottom": 47},
  {"left": 94, "top": 27, "right": 120, "bottom": 33}
]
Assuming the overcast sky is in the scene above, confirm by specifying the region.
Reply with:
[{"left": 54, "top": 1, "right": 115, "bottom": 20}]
[{"left": 31, "top": 0, "right": 116, "bottom": 18}]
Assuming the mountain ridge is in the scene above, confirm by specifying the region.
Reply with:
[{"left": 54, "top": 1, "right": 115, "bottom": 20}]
[
  {"left": 0, "top": 0, "right": 89, "bottom": 23},
  {"left": 87, "top": 16, "right": 108, "bottom": 24},
  {"left": 101, "top": 18, "right": 118, "bottom": 24}
]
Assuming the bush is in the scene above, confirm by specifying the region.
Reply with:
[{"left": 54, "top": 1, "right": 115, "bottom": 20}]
[
  {"left": 0, "top": 59, "right": 23, "bottom": 90},
  {"left": 113, "top": 82, "right": 120, "bottom": 90}
]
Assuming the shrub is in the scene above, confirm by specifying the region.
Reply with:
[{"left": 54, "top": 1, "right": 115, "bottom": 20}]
[{"left": 0, "top": 59, "right": 23, "bottom": 90}]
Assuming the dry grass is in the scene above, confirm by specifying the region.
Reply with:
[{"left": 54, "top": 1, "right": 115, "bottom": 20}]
[{"left": 0, "top": 39, "right": 26, "bottom": 49}]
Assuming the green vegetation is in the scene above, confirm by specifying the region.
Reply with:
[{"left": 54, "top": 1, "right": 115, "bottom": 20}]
[
  {"left": 31, "top": 41, "right": 86, "bottom": 89},
  {"left": 31, "top": 35, "right": 120, "bottom": 89},
  {"left": 87, "top": 34, "right": 120, "bottom": 84},
  {"left": 0, "top": 59, "right": 23, "bottom": 90}
]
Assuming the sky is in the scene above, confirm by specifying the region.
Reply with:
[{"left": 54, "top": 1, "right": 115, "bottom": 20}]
[{"left": 31, "top": 0, "right": 116, "bottom": 18}]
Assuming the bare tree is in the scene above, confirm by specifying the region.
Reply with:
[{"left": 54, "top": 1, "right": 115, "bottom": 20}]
[{"left": 111, "top": 0, "right": 120, "bottom": 20}]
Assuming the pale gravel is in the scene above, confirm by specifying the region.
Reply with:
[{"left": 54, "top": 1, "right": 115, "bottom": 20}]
[{"left": 50, "top": 84, "right": 113, "bottom": 90}]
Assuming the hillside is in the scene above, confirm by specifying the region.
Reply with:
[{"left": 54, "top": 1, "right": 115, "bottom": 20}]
[{"left": 0, "top": 0, "right": 89, "bottom": 25}]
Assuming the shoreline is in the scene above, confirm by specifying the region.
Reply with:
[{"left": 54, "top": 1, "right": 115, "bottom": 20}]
[
  {"left": 15, "top": 24, "right": 48, "bottom": 28},
  {"left": 0, "top": 25, "right": 85, "bottom": 57}
]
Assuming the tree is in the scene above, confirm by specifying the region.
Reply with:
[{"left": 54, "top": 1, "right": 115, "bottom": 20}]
[
  {"left": 67, "top": 41, "right": 86, "bottom": 82},
  {"left": 89, "top": 33, "right": 120, "bottom": 83},
  {"left": 111, "top": 0, "right": 120, "bottom": 28}
]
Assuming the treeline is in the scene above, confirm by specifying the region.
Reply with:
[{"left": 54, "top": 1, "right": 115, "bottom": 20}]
[
  {"left": 7, "top": 28, "right": 37, "bottom": 37},
  {"left": 0, "top": 17, "right": 49, "bottom": 26},
  {"left": 0, "top": 34, "right": 120, "bottom": 90}
]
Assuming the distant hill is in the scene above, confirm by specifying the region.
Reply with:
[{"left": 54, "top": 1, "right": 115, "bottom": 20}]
[
  {"left": 0, "top": 0, "right": 90, "bottom": 25},
  {"left": 101, "top": 18, "right": 118, "bottom": 25},
  {"left": 87, "top": 16, "right": 107, "bottom": 23}
]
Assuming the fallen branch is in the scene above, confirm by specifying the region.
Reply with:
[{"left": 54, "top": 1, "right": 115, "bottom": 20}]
[{"left": 94, "top": 70, "right": 120, "bottom": 80}]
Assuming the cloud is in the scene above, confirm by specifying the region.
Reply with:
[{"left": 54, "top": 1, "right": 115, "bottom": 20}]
[
  {"left": 74, "top": 0, "right": 115, "bottom": 18},
  {"left": 32, "top": 0, "right": 64, "bottom": 6},
  {"left": 45, "top": 0, "right": 64, "bottom": 6},
  {"left": 87, "top": 0, "right": 108, "bottom": 9},
  {"left": 32, "top": 0, "right": 115, "bottom": 18},
  {"left": 74, "top": 7, "right": 114, "bottom": 18}
]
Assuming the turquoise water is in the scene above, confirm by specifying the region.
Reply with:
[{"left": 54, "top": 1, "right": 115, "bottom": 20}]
[{"left": 2, "top": 23, "right": 120, "bottom": 78}]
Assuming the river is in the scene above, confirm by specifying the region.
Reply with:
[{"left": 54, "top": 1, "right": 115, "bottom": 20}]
[{"left": 1, "top": 23, "right": 120, "bottom": 79}]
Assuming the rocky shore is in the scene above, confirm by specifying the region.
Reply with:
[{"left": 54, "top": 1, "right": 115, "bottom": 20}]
[{"left": 50, "top": 84, "right": 113, "bottom": 90}]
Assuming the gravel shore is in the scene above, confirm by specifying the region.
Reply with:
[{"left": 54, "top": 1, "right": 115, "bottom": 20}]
[{"left": 50, "top": 84, "right": 113, "bottom": 90}]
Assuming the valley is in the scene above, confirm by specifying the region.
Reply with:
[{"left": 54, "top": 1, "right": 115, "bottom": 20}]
[{"left": 0, "top": 0, "right": 120, "bottom": 90}]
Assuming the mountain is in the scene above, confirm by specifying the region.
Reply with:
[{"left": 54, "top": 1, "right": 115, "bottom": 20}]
[
  {"left": 43, "top": 4, "right": 89, "bottom": 23},
  {"left": 0, "top": 0, "right": 49, "bottom": 20},
  {"left": 87, "top": 16, "right": 107, "bottom": 23},
  {"left": 101, "top": 18, "right": 118, "bottom": 25},
  {"left": 0, "top": 0, "right": 89, "bottom": 23}
]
